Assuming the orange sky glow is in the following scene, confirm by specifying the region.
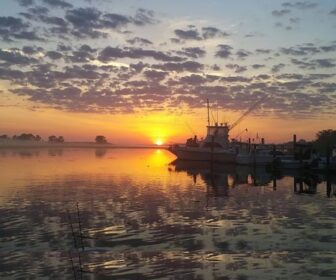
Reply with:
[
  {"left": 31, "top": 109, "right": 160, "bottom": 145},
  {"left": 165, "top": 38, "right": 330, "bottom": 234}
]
[{"left": 1, "top": 95, "right": 334, "bottom": 145}]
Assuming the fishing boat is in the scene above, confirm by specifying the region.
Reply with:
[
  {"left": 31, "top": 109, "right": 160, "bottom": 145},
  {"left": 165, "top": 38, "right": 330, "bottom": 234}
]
[
  {"left": 237, "top": 148, "right": 277, "bottom": 165},
  {"left": 168, "top": 123, "right": 237, "bottom": 163},
  {"left": 168, "top": 99, "right": 262, "bottom": 163}
]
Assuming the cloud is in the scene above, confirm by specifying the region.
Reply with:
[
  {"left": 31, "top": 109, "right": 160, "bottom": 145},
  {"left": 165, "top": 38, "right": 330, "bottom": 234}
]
[
  {"left": 280, "top": 46, "right": 319, "bottom": 56},
  {"left": 290, "top": 58, "right": 315, "bottom": 69},
  {"left": 44, "top": 17, "right": 68, "bottom": 29},
  {"left": 215, "top": 44, "right": 233, "bottom": 58},
  {"left": 65, "top": 7, "right": 103, "bottom": 38},
  {"left": 256, "top": 49, "right": 271, "bottom": 54},
  {"left": 289, "top": 17, "right": 300, "bottom": 23},
  {"left": 27, "top": 5, "right": 49, "bottom": 15},
  {"left": 252, "top": 64, "right": 265, "bottom": 69},
  {"left": 313, "top": 59, "right": 336, "bottom": 68},
  {"left": 0, "top": 67, "right": 25, "bottom": 80},
  {"left": 0, "top": 49, "right": 38, "bottom": 65},
  {"left": 271, "top": 63, "right": 286, "bottom": 73},
  {"left": 220, "top": 76, "right": 251, "bottom": 83},
  {"left": 133, "top": 8, "right": 157, "bottom": 26},
  {"left": 282, "top": 2, "right": 318, "bottom": 9},
  {"left": 320, "top": 43, "right": 336, "bottom": 52},
  {"left": 272, "top": 9, "right": 291, "bottom": 17},
  {"left": 211, "top": 64, "right": 221, "bottom": 71},
  {"left": 15, "top": 0, "right": 34, "bottom": 7},
  {"left": 179, "top": 74, "right": 206, "bottom": 85},
  {"left": 176, "top": 47, "right": 206, "bottom": 59},
  {"left": 1, "top": 0, "right": 335, "bottom": 117},
  {"left": 201, "top": 27, "right": 229, "bottom": 39},
  {"left": 63, "top": 7, "right": 156, "bottom": 39},
  {"left": 13, "top": 31, "right": 43, "bottom": 41},
  {"left": 236, "top": 50, "right": 251, "bottom": 59},
  {"left": 0, "top": 16, "right": 29, "bottom": 39},
  {"left": 143, "top": 70, "right": 168, "bottom": 81},
  {"left": 22, "top": 46, "right": 43, "bottom": 55},
  {"left": 127, "top": 37, "right": 153, "bottom": 45},
  {"left": 151, "top": 61, "right": 204, "bottom": 72},
  {"left": 226, "top": 64, "right": 247, "bottom": 73},
  {"left": 290, "top": 58, "right": 336, "bottom": 69},
  {"left": 174, "top": 26, "right": 228, "bottom": 41},
  {"left": 174, "top": 29, "right": 202, "bottom": 40},
  {"left": 41, "top": 0, "right": 73, "bottom": 9},
  {"left": 330, "top": 8, "right": 336, "bottom": 15},
  {"left": 45, "top": 51, "right": 63, "bottom": 60},
  {"left": 98, "top": 46, "right": 185, "bottom": 62},
  {"left": 101, "top": 13, "right": 132, "bottom": 28}
]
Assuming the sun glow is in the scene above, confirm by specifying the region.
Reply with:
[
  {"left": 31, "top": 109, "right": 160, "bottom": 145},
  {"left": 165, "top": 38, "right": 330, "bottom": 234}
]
[{"left": 155, "top": 139, "right": 164, "bottom": 146}]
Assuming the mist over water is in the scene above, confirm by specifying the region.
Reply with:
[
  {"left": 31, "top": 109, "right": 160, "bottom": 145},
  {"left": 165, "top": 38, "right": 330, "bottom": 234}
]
[{"left": 0, "top": 148, "right": 335, "bottom": 279}]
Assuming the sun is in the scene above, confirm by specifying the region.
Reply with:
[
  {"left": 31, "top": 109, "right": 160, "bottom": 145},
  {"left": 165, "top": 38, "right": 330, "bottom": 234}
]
[{"left": 155, "top": 139, "right": 164, "bottom": 146}]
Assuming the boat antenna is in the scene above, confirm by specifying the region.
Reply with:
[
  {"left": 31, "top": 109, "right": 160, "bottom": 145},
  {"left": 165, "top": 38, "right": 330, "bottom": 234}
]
[{"left": 207, "top": 99, "right": 210, "bottom": 126}]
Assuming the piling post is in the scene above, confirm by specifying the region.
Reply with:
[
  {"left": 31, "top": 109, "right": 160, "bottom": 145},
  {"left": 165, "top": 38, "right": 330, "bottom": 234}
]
[
  {"left": 293, "top": 134, "right": 297, "bottom": 156},
  {"left": 261, "top": 138, "right": 265, "bottom": 145},
  {"left": 326, "top": 145, "right": 331, "bottom": 170},
  {"left": 210, "top": 135, "right": 214, "bottom": 162},
  {"left": 248, "top": 138, "right": 251, "bottom": 152},
  {"left": 272, "top": 145, "right": 276, "bottom": 170},
  {"left": 273, "top": 176, "right": 277, "bottom": 191},
  {"left": 253, "top": 144, "right": 256, "bottom": 167},
  {"left": 327, "top": 174, "right": 331, "bottom": 197},
  {"left": 272, "top": 145, "right": 276, "bottom": 159}
]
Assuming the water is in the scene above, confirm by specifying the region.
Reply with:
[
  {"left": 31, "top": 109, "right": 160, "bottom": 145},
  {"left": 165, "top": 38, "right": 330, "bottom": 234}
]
[{"left": 0, "top": 148, "right": 335, "bottom": 279}]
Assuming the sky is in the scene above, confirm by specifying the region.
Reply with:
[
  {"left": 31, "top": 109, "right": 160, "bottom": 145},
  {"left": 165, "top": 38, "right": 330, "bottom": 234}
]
[{"left": 0, "top": 0, "right": 335, "bottom": 144}]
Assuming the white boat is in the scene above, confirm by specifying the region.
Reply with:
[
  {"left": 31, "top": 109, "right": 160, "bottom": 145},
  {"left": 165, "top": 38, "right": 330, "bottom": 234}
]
[
  {"left": 278, "top": 155, "right": 312, "bottom": 169},
  {"left": 236, "top": 148, "right": 279, "bottom": 165},
  {"left": 169, "top": 100, "right": 241, "bottom": 163},
  {"left": 168, "top": 123, "right": 237, "bottom": 163},
  {"left": 236, "top": 145, "right": 315, "bottom": 168}
]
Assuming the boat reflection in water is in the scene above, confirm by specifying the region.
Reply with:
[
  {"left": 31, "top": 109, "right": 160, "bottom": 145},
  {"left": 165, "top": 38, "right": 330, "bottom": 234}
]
[{"left": 170, "top": 159, "right": 336, "bottom": 198}]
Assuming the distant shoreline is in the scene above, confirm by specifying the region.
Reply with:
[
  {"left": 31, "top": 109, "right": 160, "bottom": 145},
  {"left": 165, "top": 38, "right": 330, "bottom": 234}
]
[{"left": 0, "top": 141, "right": 168, "bottom": 149}]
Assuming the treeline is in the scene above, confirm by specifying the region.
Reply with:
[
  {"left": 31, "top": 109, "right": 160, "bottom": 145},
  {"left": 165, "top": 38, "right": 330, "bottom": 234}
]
[
  {"left": 0, "top": 133, "right": 64, "bottom": 142},
  {"left": 0, "top": 133, "right": 109, "bottom": 144},
  {"left": 313, "top": 129, "right": 336, "bottom": 154}
]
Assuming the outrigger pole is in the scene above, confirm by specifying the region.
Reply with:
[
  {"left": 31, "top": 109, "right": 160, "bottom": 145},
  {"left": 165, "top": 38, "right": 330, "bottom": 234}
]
[{"left": 207, "top": 99, "right": 210, "bottom": 126}]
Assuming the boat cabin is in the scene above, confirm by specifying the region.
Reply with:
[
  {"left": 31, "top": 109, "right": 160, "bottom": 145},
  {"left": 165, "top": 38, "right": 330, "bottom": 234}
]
[{"left": 202, "top": 123, "right": 230, "bottom": 148}]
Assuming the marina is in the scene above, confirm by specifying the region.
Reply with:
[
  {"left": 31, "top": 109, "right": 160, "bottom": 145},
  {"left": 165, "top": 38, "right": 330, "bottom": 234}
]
[{"left": 169, "top": 101, "right": 336, "bottom": 172}]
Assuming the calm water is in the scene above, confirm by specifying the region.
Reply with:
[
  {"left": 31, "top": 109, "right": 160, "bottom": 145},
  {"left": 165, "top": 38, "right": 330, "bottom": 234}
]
[{"left": 0, "top": 148, "right": 335, "bottom": 280}]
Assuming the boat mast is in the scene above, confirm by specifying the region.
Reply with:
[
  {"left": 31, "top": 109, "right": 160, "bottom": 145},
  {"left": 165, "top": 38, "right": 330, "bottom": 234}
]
[{"left": 207, "top": 99, "right": 210, "bottom": 126}]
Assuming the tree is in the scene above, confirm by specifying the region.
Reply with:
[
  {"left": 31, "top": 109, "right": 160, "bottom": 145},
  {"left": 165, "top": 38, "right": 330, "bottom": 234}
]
[
  {"left": 48, "top": 136, "right": 65, "bottom": 143},
  {"left": 0, "top": 134, "right": 9, "bottom": 140},
  {"left": 48, "top": 135, "right": 58, "bottom": 143},
  {"left": 95, "top": 135, "right": 107, "bottom": 144},
  {"left": 314, "top": 129, "right": 336, "bottom": 154},
  {"left": 16, "top": 133, "right": 36, "bottom": 141}
]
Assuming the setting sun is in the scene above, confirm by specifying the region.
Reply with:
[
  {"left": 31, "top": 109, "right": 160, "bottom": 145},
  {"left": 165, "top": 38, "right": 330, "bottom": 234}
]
[{"left": 155, "top": 139, "right": 164, "bottom": 146}]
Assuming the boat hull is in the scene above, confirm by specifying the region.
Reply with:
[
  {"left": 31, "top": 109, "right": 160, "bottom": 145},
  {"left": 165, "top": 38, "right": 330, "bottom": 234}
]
[{"left": 169, "top": 146, "right": 236, "bottom": 163}]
